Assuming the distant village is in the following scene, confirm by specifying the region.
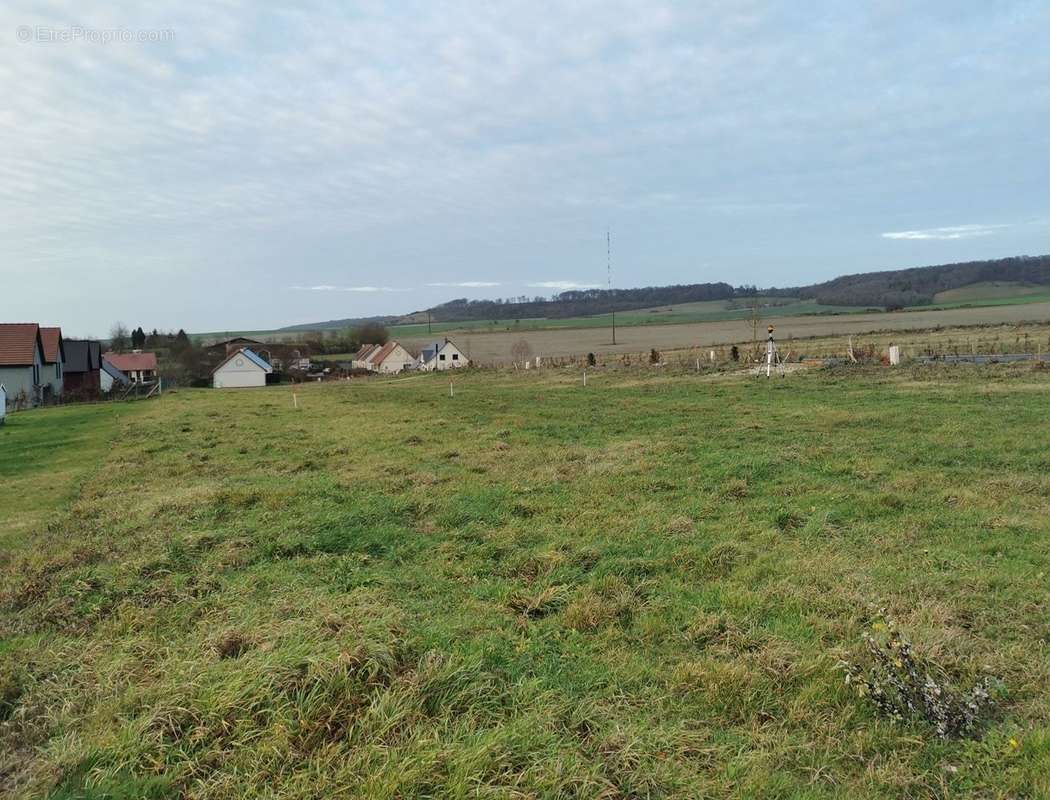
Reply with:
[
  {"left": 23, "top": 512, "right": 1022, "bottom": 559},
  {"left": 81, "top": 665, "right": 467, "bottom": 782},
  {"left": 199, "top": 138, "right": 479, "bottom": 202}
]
[{"left": 0, "top": 322, "right": 469, "bottom": 414}]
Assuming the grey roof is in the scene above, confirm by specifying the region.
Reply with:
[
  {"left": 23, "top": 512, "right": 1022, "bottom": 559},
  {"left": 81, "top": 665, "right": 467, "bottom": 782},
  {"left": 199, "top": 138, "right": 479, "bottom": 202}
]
[
  {"left": 101, "top": 359, "right": 131, "bottom": 385},
  {"left": 63, "top": 339, "right": 101, "bottom": 373},
  {"left": 241, "top": 348, "right": 273, "bottom": 372}
]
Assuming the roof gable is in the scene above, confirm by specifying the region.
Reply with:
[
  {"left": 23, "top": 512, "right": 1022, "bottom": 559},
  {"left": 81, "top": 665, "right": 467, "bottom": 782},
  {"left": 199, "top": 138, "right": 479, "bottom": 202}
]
[
  {"left": 40, "top": 327, "right": 63, "bottom": 364},
  {"left": 370, "top": 341, "right": 397, "bottom": 366},
  {"left": 211, "top": 347, "right": 273, "bottom": 374},
  {"left": 63, "top": 339, "right": 101, "bottom": 372},
  {"left": 0, "top": 324, "right": 43, "bottom": 367},
  {"left": 355, "top": 343, "right": 379, "bottom": 362}
]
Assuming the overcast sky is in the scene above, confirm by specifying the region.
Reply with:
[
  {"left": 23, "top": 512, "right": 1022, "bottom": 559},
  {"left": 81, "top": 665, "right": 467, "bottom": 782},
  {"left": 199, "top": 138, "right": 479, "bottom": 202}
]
[{"left": 2, "top": 1, "right": 1048, "bottom": 335}]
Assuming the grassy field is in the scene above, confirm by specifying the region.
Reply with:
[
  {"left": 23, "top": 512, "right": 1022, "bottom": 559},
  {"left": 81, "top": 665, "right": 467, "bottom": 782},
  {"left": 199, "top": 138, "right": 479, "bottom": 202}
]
[
  {"left": 2, "top": 367, "right": 1049, "bottom": 798},
  {"left": 197, "top": 283, "right": 1050, "bottom": 348},
  {"left": 932, "top": 281, "right": 1050, "bottom": 304},
  {"left": 378, "top": 298, "right": 858, "bottom": 339},
  {"left": 378, "top": 303, "right": 1050, "bottom": 365}
]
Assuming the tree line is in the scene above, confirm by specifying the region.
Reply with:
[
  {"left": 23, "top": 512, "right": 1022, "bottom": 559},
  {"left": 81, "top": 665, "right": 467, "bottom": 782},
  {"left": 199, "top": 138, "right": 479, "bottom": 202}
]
[
  {"left": 426, "top": 282, "right": 736, "bottom": 322},
  {"left": 765, "top": 255, "right": 1050, "bottom": 309}
]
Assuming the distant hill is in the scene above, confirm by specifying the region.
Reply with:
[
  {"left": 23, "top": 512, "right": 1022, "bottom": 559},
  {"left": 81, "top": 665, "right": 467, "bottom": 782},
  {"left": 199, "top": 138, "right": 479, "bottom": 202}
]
[
  {"left": 281, "top": 255, "right": 1050, "bottom": 331},
  {"left": 279, "top": 314, "right": 402, "bottom": 333},
  {"left": 767, "top": 255, "right": 1050, "bottom": 309}
]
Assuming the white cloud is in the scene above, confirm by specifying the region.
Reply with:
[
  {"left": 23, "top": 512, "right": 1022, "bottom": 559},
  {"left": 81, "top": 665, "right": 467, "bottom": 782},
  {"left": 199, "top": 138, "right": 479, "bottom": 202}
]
[
  {"left": 291, "top": 285, "right": 409, "bottom": 293},
  {"left": 528, "top": 280, "right": 601, "bottom": 290},
  {"left": 426, "top": 281, "right": 501, "bottom": 288},
  {"left": 881, "top": 224, "right": 1009, "bottom": 240}
]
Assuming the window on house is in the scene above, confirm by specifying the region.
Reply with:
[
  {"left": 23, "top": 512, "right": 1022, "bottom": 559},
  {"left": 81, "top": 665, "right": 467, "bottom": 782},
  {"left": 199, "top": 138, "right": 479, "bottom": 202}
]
[
  {"left": 439, "top": 354, "right": 446, "bottom": 361},
  {"left": 452, "top": 353, "right": 459, "bottom": 360}
]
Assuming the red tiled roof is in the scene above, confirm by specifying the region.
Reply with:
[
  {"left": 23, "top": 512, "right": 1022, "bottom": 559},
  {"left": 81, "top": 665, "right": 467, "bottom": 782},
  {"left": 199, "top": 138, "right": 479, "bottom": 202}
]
[
  {"left": 370, "top": 341, "right": 397, "bottom": 366},
  {"left": 355, "top": 343, "right": 378, "bottom": 361},
  {"left": 104, "top": 351, "right": 157, "bottom": 372},
  {"left": 0, "top": 323, "right": 42, "bottom": 366},
  {"left": 40, "top": 327, "right": 62, "bottom": 363}
]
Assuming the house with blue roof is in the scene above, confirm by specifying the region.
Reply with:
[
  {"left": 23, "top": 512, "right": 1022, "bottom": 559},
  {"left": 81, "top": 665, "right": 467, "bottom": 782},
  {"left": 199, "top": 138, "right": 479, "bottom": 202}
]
[{"left": 212, "top": 347, "right": 273, "bottom": 388}]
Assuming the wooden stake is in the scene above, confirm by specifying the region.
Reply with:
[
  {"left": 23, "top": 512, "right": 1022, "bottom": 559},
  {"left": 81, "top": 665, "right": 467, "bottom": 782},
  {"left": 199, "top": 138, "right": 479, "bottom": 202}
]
[{"left": 449, "top": 381, "right": 454, "bottom": 398}]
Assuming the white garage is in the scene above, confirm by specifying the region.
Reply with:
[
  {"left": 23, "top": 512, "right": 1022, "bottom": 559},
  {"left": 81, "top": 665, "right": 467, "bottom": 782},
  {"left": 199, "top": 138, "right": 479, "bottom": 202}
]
[{"left": 213, "top": 348, "right": 272, "bottom": 389}]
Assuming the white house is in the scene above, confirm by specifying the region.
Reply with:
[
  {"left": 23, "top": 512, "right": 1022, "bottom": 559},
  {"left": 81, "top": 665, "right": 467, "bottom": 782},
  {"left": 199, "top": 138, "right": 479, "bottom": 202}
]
[
  {"left": 212, "top": 347, "right": 273, "bottom": 388},
  {"left": 353, "top": 341, "right": 416, "bottom": 374},
  {"left": 419, "top": 338, "right": 469, "bottom": 371},
  {"left": 353, "top": 343, "right": 380, "bottom": 369}
]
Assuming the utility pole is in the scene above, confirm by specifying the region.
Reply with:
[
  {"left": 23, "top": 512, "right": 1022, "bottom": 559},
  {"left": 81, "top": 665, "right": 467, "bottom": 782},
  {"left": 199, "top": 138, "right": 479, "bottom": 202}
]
[
  {"left": 427, "top": 309, "right": 432, "bottom": 336},
  {"left": 607, "top": 229, "right": 616, "bottom": 345}
]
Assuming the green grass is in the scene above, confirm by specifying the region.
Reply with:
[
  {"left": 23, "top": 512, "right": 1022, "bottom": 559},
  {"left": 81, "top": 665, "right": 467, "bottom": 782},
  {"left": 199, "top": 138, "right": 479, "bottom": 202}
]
[
  {"left": 0, "top": 402, "right": 142, "bottom": 545},
  {"left": 932, "top": 281, "right": 1050, "bottom": 304},
  {"left": 2, "top": 367, "right": 1049, "bottom": 798}
]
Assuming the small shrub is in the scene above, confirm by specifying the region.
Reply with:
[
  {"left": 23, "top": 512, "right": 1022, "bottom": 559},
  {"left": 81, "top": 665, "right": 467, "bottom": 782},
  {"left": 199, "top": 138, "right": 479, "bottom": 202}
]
[
  {"left": 840, "top": 615, "right": 999, "bottom": 739},
  {"left": 730, "top": 345, "right": 739, "bottom": 361}
]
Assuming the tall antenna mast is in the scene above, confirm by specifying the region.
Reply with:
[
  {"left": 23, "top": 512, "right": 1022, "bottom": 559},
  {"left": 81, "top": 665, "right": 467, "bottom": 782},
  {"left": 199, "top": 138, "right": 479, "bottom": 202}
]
[{"left": 607, "top": 229, "right": 616, "bottom": 345}]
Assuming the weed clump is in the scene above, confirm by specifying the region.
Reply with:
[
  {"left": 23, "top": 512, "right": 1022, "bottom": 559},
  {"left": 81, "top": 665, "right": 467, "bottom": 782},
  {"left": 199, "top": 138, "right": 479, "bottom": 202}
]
[
  {"left": 840, "top": 614, "right": 999, "bottom": 739},
  {"left": 214, "top": 630, "right": 254, "bottom": 660}
]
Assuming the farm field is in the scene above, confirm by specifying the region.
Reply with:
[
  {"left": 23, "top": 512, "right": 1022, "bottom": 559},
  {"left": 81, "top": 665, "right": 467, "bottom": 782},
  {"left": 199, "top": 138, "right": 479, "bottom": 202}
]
[
  {"left": 197, "top": 284, "right": 1050, "bottom": 350},
  {"left": 388, "top": 300, "right": 1050, "bottom": 364},
  {"left": 2, "top": 367, "right": 1049, "bottom": 798},
  {"left": 932, "top": 281, "right": 1050, "bottom": 304},
  {"left": 379, "top": 297, "right": 855, "bottom": 339}
]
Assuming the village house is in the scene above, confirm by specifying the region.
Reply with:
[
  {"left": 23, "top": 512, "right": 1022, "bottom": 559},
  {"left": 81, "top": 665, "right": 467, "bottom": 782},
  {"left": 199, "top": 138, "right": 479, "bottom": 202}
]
[
  {"left": 353, "top": 341, "right": 416, "bottom": 374},
  {"left": 0, "top": 323, "right": 47, "bottom": 409},
  {"left": 100, "top": 359, "right": 131, "bottom": 393},
  {"left": 352, "top": 343, "right": 379, "bottom": 369},
  {"left": 419, "top": 338, "right": 469, "bottom": 371},
  {"left": 370, "top": 341, "right": 416, "bottom": 374},
  {"left": 63, "top": 339, "right": 102, "bottom": 394},
  {"left": 39, "top": 326, "right": 65, "bottom": 398},
  {"left": 103, "top": 351, "right": 158, "bottom": 384},
  {"left": 206, "top": 336, "right": 266, "bottom": 356},
  {"left": 212, "top": 347, "right": 273, "bottom": 388}
]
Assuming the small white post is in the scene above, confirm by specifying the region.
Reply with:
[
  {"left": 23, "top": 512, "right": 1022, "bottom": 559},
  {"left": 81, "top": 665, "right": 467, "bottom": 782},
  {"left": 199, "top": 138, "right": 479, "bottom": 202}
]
[
  {"left": 695, "top": 358, "right": 700, "bottom": 371},
  {"left": 292, "top": 392, "right": 298, "bottom": 409},
  {"left": 583, "top": 370, "right": 587, "bottom": 386},
  {"left": 449, "top": 381, "right": 454, "bottom": 398}
]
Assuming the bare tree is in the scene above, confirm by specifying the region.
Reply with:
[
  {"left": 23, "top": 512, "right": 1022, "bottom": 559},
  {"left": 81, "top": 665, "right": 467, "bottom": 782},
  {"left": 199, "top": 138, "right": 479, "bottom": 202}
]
[
  {"left": 109, "top": 322, "right": 130, "bottom": 352},
  {"left": 510, "top": 339, "right": 533, "bottom": 366}
]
